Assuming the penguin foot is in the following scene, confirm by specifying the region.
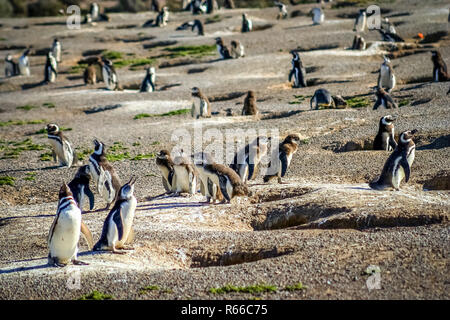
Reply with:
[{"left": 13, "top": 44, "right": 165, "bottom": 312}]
[
  {"left": 72, "top": 259, "right": 89, "bottom": 266},
  {"left": 112, "top": 249, "right": 127, "bottom": 254},
  {"left": 119, "top": 246, "right": 134, "bottom": 251}
]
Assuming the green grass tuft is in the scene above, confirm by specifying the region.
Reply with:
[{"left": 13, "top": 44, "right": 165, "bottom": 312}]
[
  {"left": 78, "top": 290, "right": 114, "bottom": 300},
  {"left": 284, "top": 282, "right": 308, "bottom": 291},
  {"left": 17, "top": 104, "right": 38, "bottom": 111},
  {"left": 132, "top": 153, "right": 156, "bottom": 161},
  {"left": 113, "top": 57, "right": 156, "bottom": 69},
  {"left": 288, "top": 95, "right": 311, "bottom": 105},
  {"left": 134, "top": 109, "right": 190, "bottom": 119},
  {"left": 0, "top": 119, "right": 46, "bottom": 127},
  {"left": 102, "top": 50, "right": 123, "bottom": 60},
  {"left": 134, "top": 113, "right": 151, "bottom": 120},
  {"left": 43, "top": 102, "right": 56, "bottom": 108},
  {"left": 163, "top": 45, "right": 216, "bottom": 58},
  {"left": 345, "top": 97, "right": 370, "bottom": 109},
  {"left": 209, "top": 284, "right": 278, "bottom": 295},
  {"left": 0, "top": 176, "right": 15, "bottom": 186},
  {"left": 69, "top": 64, "right": 88, "bottom": 74},
  {"left": 39, "top": 151, "right": 53, "bottom": 161},
  {"left": 1, "top": 139, "right": 45, "bottom": 159},
  {"left": 76, "top": 148, "right": 94, "bottom": 161},
  {"left": 398, "top": 99, "right": 410, "bottom": 107},
  {"left": 24, "top": 172, "right": 36, "bottom": 181}
]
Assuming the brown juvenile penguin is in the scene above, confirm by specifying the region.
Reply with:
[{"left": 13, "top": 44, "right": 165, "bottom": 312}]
[
  {"left": 431, "top": 50, "right": 450, "bottom": 82},
  {"left": 242, "top": 91, "right": 259, "bottom": 116},
  {"left": 191, "top": 87, "right": 212, "bottom": 118},
  {"left": 84, "top": 63, "right": 97, "bottom": 85},
  {"left": 156, "top": 149, "right": 176, "bottom": 193}
]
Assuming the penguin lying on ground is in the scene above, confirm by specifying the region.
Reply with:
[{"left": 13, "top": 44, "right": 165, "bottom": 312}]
[{"left": 177, "top": 20, "right": 204, "bottom": 36}]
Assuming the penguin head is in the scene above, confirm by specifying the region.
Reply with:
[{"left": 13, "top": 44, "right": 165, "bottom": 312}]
[
  {"left": 247, "top": 90, "right": 255, "bottom": 98},
  {"left": 399, "top": 130, "right": 418, "bottom": 145},
  {"left": 381, "top": 115, "right": 396, "bottom": 126},
  {"left": 46, "top": 123, "right": 59, "bottom": 134},
  {"left": 215, "top": 37, "right": 223, "bottom": 45},
  {"left": 233, "top": 183, "right": 249, "bottom": 198},
  {"left": 157, "top": 149, "right": 171, "bottom": 160},
  {"left": 191, "top": 87, "right": 200, "bottom": 96},
  {"left": 119, "top": 177, "right": 137, "bottom": 200},
  {"left": 93, "top": 139, "right": 105, "bottom": 155},
  {"left": 58, "top": 182, "right": 73, "bottom": 200},
  {"left": 76, "top": 165, "right": 91, "bottom": 180},
  {"left": 383, "top": 56, "right": 391, "bottom": 64},
  {"left": 6, "top": 54, "right": 12, "bottom": 61},
  {"left": 256, "top": 136, "right": 269, "bottom": 147},
  {"left": 284, "top": 134, "right": 301, "bottom": 145}
]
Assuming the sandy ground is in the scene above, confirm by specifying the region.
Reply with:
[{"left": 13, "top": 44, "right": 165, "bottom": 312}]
[{"left": 0, "top": 0, "right": 449, "bottom": 300}]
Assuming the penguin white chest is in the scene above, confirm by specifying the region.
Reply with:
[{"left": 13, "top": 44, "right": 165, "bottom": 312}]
[
  {"left": 116, "top": 198, "right": 137, "bottom": 246},
  {"left": 174, "top": 166, "right": 190, "bottom": 192},
  {"left": 49, "top": 206, "right": 81, "bottom": 262}
]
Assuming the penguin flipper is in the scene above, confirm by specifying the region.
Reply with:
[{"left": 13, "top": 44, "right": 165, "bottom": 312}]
[
  {"left": 288, "top": 69, "right": 293, "bottom": 82},
  {"left": 80, "top": 221, "right": 94, "bottom": 250},
  {"left": 112, "top": 208, "right": 124, "bottom": 241},
  {"left": 280, "top": 152, "right": 288, "bottom": 177},
  {"left": 400, "top": 155, "right": 411, "bottom": 182},
  {"left": 85, "top": 185, "right": 95, "bottom": 210},
  {"left": 373, "top": 99, "right": 381, "bottom": 110},
  {"left": 248, "top": 162, "right": 255, "bottom": 181},
  {"left": 389, "top": 135, "right": 398, "bottom": 150},
  {"left": 218, "top": 174, "right": 231, "bottom": 201}
]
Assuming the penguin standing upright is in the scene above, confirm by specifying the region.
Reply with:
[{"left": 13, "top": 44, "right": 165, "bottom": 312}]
[
  {"left": 381, "top": 17, "right": 396, "bottom": 34},
  {"left": 351, "top": 34, "right": 366, "bottom": 50},
  {"left": 274, "top": 1, "right": 288, "bottom": 19},
  {"left": 369, "top": 130, "right": 417, "bottom": 190},
  {"left": 373, "top": 115, "right": 397, "bottom": 151},
  {"left": 192, "top": 152, "right": 223, "bottom": 203},
  {"left": 156, "top": 150, "right": 176, "bottom": 193},
  {"left": 206, "top": 0, "right": 218, "bottom": 14},
  {"left": 156, "top": 7, "right": 169, "bottom": 27},
  {"left": 289, "top": 50, "right": 307, "bottom": 88},
  {"left": 140, "top": 67, "right": 156, "bottom": 92},
  {"left": 84, "top": 62, "right": 97, "bottom": 85},
  {"left": 88, "top": 139, "right": 122, "bottom": 209},
  {"left": 242, "top": 13, "right": 252, "bottom": 32},
  {"left": 191, "top": 87, "right": 212, "bottom": 118},
  {"left": 172, "top": 153, "right": 199, "bottom": 196},
  {"left": 18, "top": 49, "right": 30, "bottom": 76},
  {"left": 90, "top": 2, "right": 99, "bottom": 20},
  {"left": 431, "top": 50, "right": 450, "bottom": 82},
  {"left": 353, "top": 9, "right": 366, "bottom": 32},
  {"left": 223, "top": 0, "right": 235, "bottom": 9},
  {"left": 101, "top": 58, "right": 118, "bottom": 90},
  {"left": 68, "top": 165, "right": 95, "bottom": 212},
  {"left": 311, "top": 7, "right": 324, "bottom": 25},
  {"left": 48, "top": 183, "right": 93, "bottom": 267},
  {"left": 93, "top": 178, "right": 137, "bottom": 253},
  {"left": 4, "top": 54, "right": 18, "bottom": 77},
  {"left": 151, "top": 0, "right": 165, "bottom": 12},
  {"left": 51, "top": 38, "right": 61, "bottom": 63},
  {"left": 378, "top": 56, "right": 396, "bottom": 93},
  {"left": 241, "top": 90, "right": 259, "bottom": 116},
  {"left": 373, "top": 87, "right": 398, "bottom": 110},
  {"left": 230, "top": 136, "right": 269, "bottom": 183},
  {"left": 215, "top": 37, "right": 232, "bottom": 60},
  {"left": 191, "top": 0, "right": 206, "bottom": 14},
  {"left": 46, "top": 123, "right": 77, "bottom": 168},
  {"left": 230, "top": 40, "right": 245, "bottom": 59},
  {"left": 44, "top": 51, "right": 57, "bottom": 83},
  {"left": 263, "top": 134, "right": 301, "bottom": 184}
]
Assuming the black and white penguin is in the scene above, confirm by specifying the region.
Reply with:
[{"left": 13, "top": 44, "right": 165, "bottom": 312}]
[
  {"left": 378, "top": 56, "right": 396, "bottom": 92},
  {"left": 177, "top": 20, "right": 204, "bottom": 36},
  {"left": 44, "top": 51, "right": 57, "bottom": 83},
  {"left": 378, "top": 29, "right": 404, "bottom": 42},
  {"left": 381, "top": 17, "right": 396, "bottom": 34},
  {"left": 230, "top": 136, "right": 269, "bottom": 183},
  {"left": 68, "top": 165, "right": 95, "bottom": 212},
  {"left": 353, "top": 9, "right": 366, "bottom": 32},
  {"left": 311, "top": 7, "right": 324, "bottom": 25},
  {"left": 205, "top": 0, "right": 219, "bottom": 14},
  {"left": 351, "top": 34, "right": 366, "bottom": 50},
  {"left": 4, "top": 54, "right": 18, "bottom": 77},
  {"left": 156, "top": 7, "right": 169, "bottom": 27},
  {"left": 51, "top": 38, "right": 61, "bottom": 63},
  {"left": 46, "top": 123, "right": 77, "bottom": 168},
  {"left": 191, "top": 86, "right": 212, "bottom": 118},
  {"left": 156, "top": 149, "right": 176, "bottom": 193},
  {"left": 140, "top": 67, "right": 156, "bottom": 92},
  {"left": 151, "top": 0, "right": 165, "bottom": 12},
  {"left": 223, "top": 0, "right": 235, "bottom": 9},
  {"left": 100, "top": 58, "right": 118, "bottom": 90},
  {"left": 431, "top": 50, "right": 450, "bottom": 82},
  {"left": 48, "top": 183, "right": 93, "bottom": 267},
  {"left": 18, "top": 49, "right": 30, "bottom": 76},
  {"left": 93, "top": 177, "right": 137, "bottom": 253},
  {"left": 172, "top": 153, "right": 199, "bottom": 196},
  {"left": 88, "top": 139, "right": 122, "bottom": 209},
  {"left": 90, "top": 2, "right": 99, "bottom": 20},
  {"left": 263, "top": 134, "right": 301, "bottom": 184},
  {"left": 242, "top": 13, "right": 253, "bottom": 32},
  {"left": 191, "top": 0, "right": 207, "bottom": 14},
  {"left": 310, "top": 88, "right": 334, "bottom": 109},
  {"left": 274, "top": 1, "right": 288, "bottom": 19},
  {"left": 230, "top": 40, "right": 245, "bottom": 59},
  {"left": 369, "top": 129, "right": 417, "bottom": 190},
  {"left": 215, "top": 37, "right": 232, "bottom": 60},
  {"left": 289, "top": 50, "right": 307, "bottom": 88},
  {"left": 192, "top": 152, "right": 223, "bottom": 203},
  {"left": 373, "top": 115, "right": 397, "bottom": 151},
  {"left": 373, "top": 87, "right": 398, "bottom": 110}
]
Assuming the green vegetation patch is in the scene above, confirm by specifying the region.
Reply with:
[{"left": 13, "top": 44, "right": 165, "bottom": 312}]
[
  {"left": 113, "top": 57, "right": 156, "bottom": 69},
  {"left": 284, "top": 282, "right": 308, "bottom": 291},
  {"left": 209, "top": 284, "right": 278, "bottom": 295},
  {"left": 134, "top": 109, "right": 190, "bottom": 119},
  {"left": 288, "top": 95, "right": 311, "bottom": 105},
  {"left": 345, "top": 97, "right": 370, "bottom": 109},
  {"left": 205, "top": 14, "right": 222, "bottom": 24},
  {"left": 35, "top": 126, "right": 71, "bottom": 135},
  {"left": 163, "top": 45, "right": 216, "bottom": 58},
  {"left": 39, "top": 151, "right": 53, "bottom": 161},
  {"left": 76, "top": 148, "right": 94, "bottom": 161},
  {"left": 132, "top": 153, "right": 156, "bottom": 161},
  {"left": 17, "top": 104, "right": 38, "bottom": 111},
  {"left": 0, "top": 176, "right": 15, "bottom": 186},
  {"left": 398, "top": 99, "right": 410, "bottom": 107},
  {"left": 69, "top": 63, "right": 88, "bottom": 74},
  {"left": 43, "top": 102, "right": 55, "bottom": 108},
  {"left": 0, "top": 119, "right": 46, "bottom": 127},
  {"left": 78, "top": 290, "right": 114, "bottom": 300},
  {"left": 24, "top": 172, "right": 36, "bottom": 181},
  {"left": 102, "top": 50, "right": 123, "bottom": 60},
  {"left": 0, "top": 138, "right": 45, "bottom": 159}
]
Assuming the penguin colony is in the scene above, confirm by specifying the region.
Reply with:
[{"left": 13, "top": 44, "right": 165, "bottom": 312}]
[{"left": 2, "top": 2, "right": 448, "bottom": 268}]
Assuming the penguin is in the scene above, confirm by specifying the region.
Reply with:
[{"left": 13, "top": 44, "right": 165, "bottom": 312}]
[
  {"left": 431, "top": 50, "right": 450, "bottom": 82},
  {"left": 88, "top": 139, "right": 122, "bottom": 209},
  {"left": 18, "top": 49, "right": 30, "bottom": 76},
  {"left": 90, "top": 2, "right": 99, "bottom": 21},
  {"left": 311, "top": 7, "right": 324, "bottom": 25},
  {"left": 351, "top": 34, "right": 366, "bottom": 50},
  {"left": 140, "top": 67, "right": 156, "bottom": 92},
  {"left": 369, "top": 129, "right": 417, "bottom": 190},
  {"left": 51, "top": 38, "right": 61, "bottom": 63},
  {"left": 191, "top": 0, "right": 207, "bottom": 14},
  {"left": 68, "top": 165, "right": 95, "bottom": 212},
  {"left": 378, "top": 56, "right": 396, "bottom": 93},
  {"left": 156, "top": 7, "right": 169, "bottom": 27},
  {"left": 84, "top": 62, "right": 97, "bottom": 85},
  {"left": 353, "top": 9, "right": 366, "bottom": 32},
  {"left": 310, "top": 88, "right": 334, "bottom": 109},
  {"left": 93, "top": 177, "right": 137, "bottom": 253},
  {"left": 215, "top": 37, "right": 232, "bottom": 60},
  {"left": 172, "top": 154, "right": 199, "bottom": 196},
  {"left": 381, "top": 17, "right": 396, "bottom": 34},
  {"left": 192, "top": 152, "right": 224, "bottom": 203},
  {"left": 46, "top": 123, "right": 77, "bottom": 168},
  {"left": 4, "top": 54, "right": 18, "bottom": 77},
  {"left": 241, "top": 90, "right": 259, "bottom": 116},
  {"left": 289, "top": 50, "right": 307, "bottom": 88},
  {"left": 44, "top": 51, "right": 57, "bottom": 84},
  {"left": 373, "top": 115, "right": 397, "bottom": 151},
  {"left": 151, "top": 0, "right": 165, "bottom": 12},
  {"left": 373, "top": 87, "right": 398, "bottom": 110},
  {"left": 191, "top": 87, "right": 212, "bottom": 118},
  {"left": 48, "top": 183, "right": 93, "bottom": 267},
  {"left": 100, "top": 58, "right": 118, "bottom": 90},
  {"left": 242, "top": 13, "right": 252, "bottom": 32},
  {"left": 223, "top": 0, "right": 235, "bottom": 9},
  {"left": 200, "top": 160, "right": 248, "bottom": 203},
  {"left": 274, "top": 1, "right": 288, "bottom": 20},
  {"left": 230, "top": 40, "right": 245, "bottom": 59},
  {"left": 83, "top": 13, "right": 92, "bottom": 25},
  {"left": 263, "top": 134, "right": 301, "bottom": 184},
  {"left": 156, "top": 149, "right": 176, "bottom": 193},
  {"left": 177, "top": 20, "right": 204, "bottom": 36},
  {"left": 378, "top": 29, "right": 404, "bottom": 42},
  {"left": 205, "top": 0, "right": 219, "bottom": 14},
  {"left": 230, "top": 136, "right": 269, "bottom": 183}
]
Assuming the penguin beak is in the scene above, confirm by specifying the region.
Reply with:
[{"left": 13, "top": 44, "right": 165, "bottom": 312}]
[
  {"left": 128, "top": 176, "right": 137, "bottom": 186},
  {"left": 410, "top": 129, "right": 418, "bottom": 135}
]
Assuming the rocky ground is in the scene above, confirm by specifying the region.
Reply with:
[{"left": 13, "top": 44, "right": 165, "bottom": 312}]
[{"left": 0, "top": 0, "right": 449, "bottom": 300}]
